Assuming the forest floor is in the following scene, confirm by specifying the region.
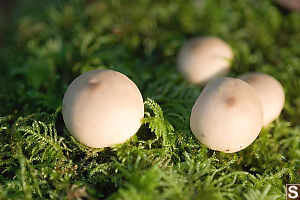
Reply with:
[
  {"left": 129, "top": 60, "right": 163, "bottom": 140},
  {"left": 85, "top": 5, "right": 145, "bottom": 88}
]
[{"left": 0, "top": 0, "right": 300, "bottom": 199}]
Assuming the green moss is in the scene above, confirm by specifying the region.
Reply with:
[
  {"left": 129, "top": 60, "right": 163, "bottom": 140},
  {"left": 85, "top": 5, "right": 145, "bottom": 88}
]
[{"left": 0, "top": 0, "right": 299, "bottom": 199}]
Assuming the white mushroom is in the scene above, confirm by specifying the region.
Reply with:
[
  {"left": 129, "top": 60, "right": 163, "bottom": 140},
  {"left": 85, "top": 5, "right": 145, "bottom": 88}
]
[
  {"left": 275, "top": 0, "right": 300, "bottom": 12},
  {"left": 177, "top": 37, "right": 234, "bottom": 85},
  {"left": 190, "top": 77, "right": 263, "bottom": 153},
  {"left": 62, "top": 69, "right": 144, "bottom": 148},
  {"left": 238, "top": 72, "right": 285, "bottom": 127}
]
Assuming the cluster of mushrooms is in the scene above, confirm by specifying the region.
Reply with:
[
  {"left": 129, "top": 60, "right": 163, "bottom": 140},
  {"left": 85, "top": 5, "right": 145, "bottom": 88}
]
[
  {"left": 180, "top": 37, "right": 285, "bottom": 153},
  {"left": 62, "top": 36, "right": 284, "bottom": 153}
]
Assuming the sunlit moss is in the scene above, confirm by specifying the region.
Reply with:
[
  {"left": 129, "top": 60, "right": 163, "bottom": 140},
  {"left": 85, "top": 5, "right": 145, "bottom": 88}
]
[{"left": 0, "top": 0, "right": 299, "bottom": 199}]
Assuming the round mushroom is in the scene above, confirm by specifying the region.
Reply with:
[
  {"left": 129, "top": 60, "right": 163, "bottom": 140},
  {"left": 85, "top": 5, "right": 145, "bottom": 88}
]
[
  {"left": 238, "top": 72, "right": 285, "bottom": 127},
  {"left": 62, "top": 69, "right": 144, "bottom": 148},
  {"left": 177, "top": 36, "right": 234, "bottom": 85},
  {"left": 275, "top": 0, "right": 300, "bottom": 12},
  {"left": 190, "top": 77, "right": 263, "bottom": 153}
]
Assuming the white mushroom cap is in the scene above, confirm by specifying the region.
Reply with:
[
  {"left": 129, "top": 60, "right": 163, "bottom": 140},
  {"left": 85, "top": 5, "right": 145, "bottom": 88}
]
[
  {"left": 62, "top": 69, "right": 144, "bottom": 148},
  {"left": 177, "top": 37, "right": 234, "bottom": 85},
  {"left": 190, "top": 77, "right": 263, "bottom": 153},
  {"left": 275, "top": 0, "right": 300, "bottom": 12},
  {"left": 238, "top": 72, "right": 285, "bottom": 127}
]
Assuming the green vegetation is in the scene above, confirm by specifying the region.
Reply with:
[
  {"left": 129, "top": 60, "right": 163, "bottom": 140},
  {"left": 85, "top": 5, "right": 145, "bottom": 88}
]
[{"left": 0, "top": 0, "right": 300, "bottom": 199}]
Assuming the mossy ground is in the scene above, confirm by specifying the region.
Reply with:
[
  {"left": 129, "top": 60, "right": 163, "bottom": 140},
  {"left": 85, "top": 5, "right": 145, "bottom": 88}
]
[{"left": 0, "top": 0, "right": 300, "bottom": 199}]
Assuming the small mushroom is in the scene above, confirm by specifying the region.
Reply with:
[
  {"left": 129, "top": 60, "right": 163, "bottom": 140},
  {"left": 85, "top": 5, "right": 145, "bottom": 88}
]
[
  {"left": 177, "top": 37, "right": 234, "bottom": 85},
  {"left": 62, "top": 69, "right": 144, "bottom": 148},
  {"left": 275, "top": 0, "right": 300, "bottom": 12},
  {"left": 238, "top": 72, "right": 285, "bottom": 127},
  {"left": 190, "top": 77, "right": 263, "bottom": 153}
]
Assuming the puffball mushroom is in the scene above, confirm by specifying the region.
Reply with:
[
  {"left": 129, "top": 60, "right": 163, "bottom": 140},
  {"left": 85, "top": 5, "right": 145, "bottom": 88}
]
[
  {"left": 239, "top": 72, "right": 285, "bottom": 127},
  {"left": 275, "top": 0, "right": 300, "bottom": 12},
  {"left": 190, "top": 77, "right": 263, "bottom": 153},
  {"left": 177, "top": 37, "right": 234, "bottom": 85},
  {"left": 62, "top": 69, "right": 144, "bottom": 148}
]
